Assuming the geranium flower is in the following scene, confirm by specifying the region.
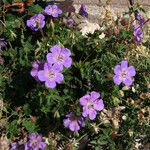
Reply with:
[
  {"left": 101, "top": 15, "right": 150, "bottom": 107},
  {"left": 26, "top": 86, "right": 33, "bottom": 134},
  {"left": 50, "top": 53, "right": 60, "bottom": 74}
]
[
  {"left": 10, "top": 142, "right": 21, "bottom": 150},
  {"left": 133, "top": 24, "right": 144, "bottom": 44},
  {"left": 113, "top": 60, "right": 136, "bottom": 86},
  {"left": 30, "top": 61, "right": 44, "bottom": 81},
  {"left": 79, "top": 4, "right": 88, "bottom": 18},
  {"left": 80, "top": 91, "right": 104, "bottom": 120},
  {"left": 26, "top": 14, "right": 45, "bottom": 31},
  {"left": 44, "top": 5, "right": 62, "bottom": 17},
  {"left": 10, "top": 143, "right": 17, "bottom": 150},
  {"left": 63, "top": 112, "right": 85, "bottom": 132},
  {"left": 67, "top": 18, "right": 74, "bottom": 26},
  {"left": 46, "top": 45, "right": 72, "bottom": 71},
  {"left": 25, "top": 133, "right": 46, "bottom": 150},
  {"left": 37, "top": 62, "right": 64, "bottom": 88},
  {"left": 135, "top": 13, "right": 145, "bottom": 24}
]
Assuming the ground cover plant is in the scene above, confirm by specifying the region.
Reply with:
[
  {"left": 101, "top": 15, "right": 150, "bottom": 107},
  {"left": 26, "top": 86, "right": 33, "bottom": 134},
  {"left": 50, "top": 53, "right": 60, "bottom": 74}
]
[{"left": 0, "top": 0, "right": 150, "bottom": 149}]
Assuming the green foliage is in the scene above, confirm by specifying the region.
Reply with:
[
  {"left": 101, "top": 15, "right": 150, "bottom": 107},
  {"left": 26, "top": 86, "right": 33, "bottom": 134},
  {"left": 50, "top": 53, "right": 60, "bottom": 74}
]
[
  {"left": 27, "top": 4, "right": 44, "bottom": 15},
  {"left": 90, "top": 127, "right": 117, "bottom": 150},
  {"left": 22, "top": 120, "right": 37, "bottom": 133},
  {"left": 6, "top": 120, "right": 19, "bottom": 139}
]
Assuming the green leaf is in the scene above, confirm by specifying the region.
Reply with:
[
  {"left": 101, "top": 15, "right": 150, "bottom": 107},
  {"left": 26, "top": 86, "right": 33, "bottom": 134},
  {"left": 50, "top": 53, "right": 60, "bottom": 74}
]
[
  {"left": 28, "top": 4, "right": 43, "bottom": 15},
  {"left": 22, "top": 120, "right": 36, "bottom": 133},
  {"left": 2, "top": 0, "right": 7, "bottom": 3},
  {"left": 95, "top": 147, "right": 102, "bottom": 150},
  {"left": 112, "top": 96, "right": 121, "bottom": 106},
  {"left": 23, "top": 104, "right": 31, "bottom": 115},
  {"left": 6, "top": 120, "right": 18, "bottom": 139},
  {"left": 120, "top": 29, "right": 132, "bottom": 39},
  {"left": 97, "top": 139, "right": 108, "bottom": 145},
  {"left": 0, "top": 73, "right": 3, "bottom": 87}
]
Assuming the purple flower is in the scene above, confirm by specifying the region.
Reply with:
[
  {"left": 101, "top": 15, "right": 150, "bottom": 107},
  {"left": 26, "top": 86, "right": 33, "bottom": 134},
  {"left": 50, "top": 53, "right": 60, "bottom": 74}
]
[
  {"left": 80, "top": 91, "right": 104, "bottom": 120},
  {"left": 0, "top": 38, "right": 7, "bottom": 51},
  {"left": 37, "top": 62, "right": 64, "bottom": 88},
  {"left": 133, "top": 24, "right": 144, "bottom": 44},
  {"left": 27, "top": 14, "right": 45, "bottom": 31},
  {"left": 135, "top": 13, "right": 145, "bottom": 24},
  {"left": 46, "top": 45, "right": 72, "bottom": 71},
  {"left": 79, "top": 4, "right": 88, "bottom": 18},
  {"left": 67, "top": 18, "right": 74, "bottom": 26},
  {"left": 30, "top": 61, "right": 44, "bottom": 81},
  {"left": 113, "top": 60, "right": 136, "bottom": 86},
  {"left": 25, "top": 133, "right": 46, "bottom": 150},
  {"left": 44, "top": 5, "right": 62, "bottom": 18},
  {"left": 63, "top": 112, "right": 85, "bottom": 132},
  {"left": 10, "top": 142, "right": 18, "bottom": 150}
]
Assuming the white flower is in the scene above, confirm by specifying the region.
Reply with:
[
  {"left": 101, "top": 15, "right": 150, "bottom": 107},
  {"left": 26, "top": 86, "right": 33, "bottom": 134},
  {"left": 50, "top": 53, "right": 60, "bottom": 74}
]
[
  {"left": 99, "top": 32, "right": 105, "bottom": 39},
  {"left": 122, "top": 115, "right": 127, "bottom": 120},
  {"left": 78, "top": 20, "right": 100, "bottom": 36},
  {"left": 122, "top": 86, "right": 130, "bottom": 91},
  {"left": 131, "top": 87, "right": 136, "bottom": 93},
  {"left": 43, "top": 137, "right": 50, "bottom": 145}
]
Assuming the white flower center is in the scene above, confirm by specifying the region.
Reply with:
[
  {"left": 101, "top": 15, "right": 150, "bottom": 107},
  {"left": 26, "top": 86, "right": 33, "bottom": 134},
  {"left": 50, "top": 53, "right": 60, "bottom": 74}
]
[
  {"left": 52, "top": 9, "right": 57, "bottom": 14},
  {"left": 120, "top": 70, "right": 127, "bottom": 78},
  {"left": 31, "top": 139, "right": 38, "bottom": 146},
  {"left": 33, "top": 18, "right": 41, "bottom": 27},
  {"left": 87, "top": 101, "right": 93, "bottom": 108},
  {"left": 56, "top": 54, "right": 64, "bottom": 63},
  {"left": 48, "top": 71, "right": 55, "bottom": 78}
]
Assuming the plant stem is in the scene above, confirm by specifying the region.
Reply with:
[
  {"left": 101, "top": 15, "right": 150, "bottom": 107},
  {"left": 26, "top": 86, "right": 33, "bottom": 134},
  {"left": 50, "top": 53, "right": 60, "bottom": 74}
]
[
  {"left": 40, "top": 29, "right": 45, "bottom": 38},
  {"left": 135, "top": 18, "right": 150, "bottom": 30},
  {"left": 128, "top": 0, "right": 134, "bottom": 6}
]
